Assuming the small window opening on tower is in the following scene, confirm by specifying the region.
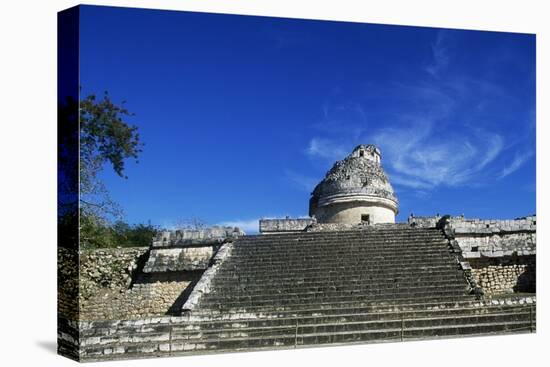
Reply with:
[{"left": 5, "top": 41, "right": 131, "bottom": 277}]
[
  {"left": 472, "top": 246, "right": 479, "bottom": 252},
  {"left": 361, "top": 214, "right": 370, "bottom": 224},
  {"left": 359, "top": 150, "right": 364, "bottom": 157}
]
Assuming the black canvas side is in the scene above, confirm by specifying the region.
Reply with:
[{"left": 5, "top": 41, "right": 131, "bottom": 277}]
[{"left": 57, "top": 5, "right": 80, "bottom": 362}]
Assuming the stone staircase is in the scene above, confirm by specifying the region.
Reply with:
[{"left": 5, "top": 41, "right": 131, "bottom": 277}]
[{"left": 179, "top": 227, "right": 535, "bottom": 353}]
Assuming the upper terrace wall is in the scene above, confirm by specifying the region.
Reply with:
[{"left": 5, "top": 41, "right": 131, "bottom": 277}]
[
  {"left": 408, "top": 215, "right": 536, "bottom": 258},
  {"left": 145, "top": 227, "right": 244, "bottom": 272},
  {"left": 259, "top": 218, "right": 316, "bottom": 233},
  {"left": 60, "top": 227, "right": 245, "bottom": 321},
  {"left": 58, "top": 247, "right": 201, "bottom": 321},
  {"left": 450, "top": 216, "right": 536, "bottom": 258},
  {"left": 409, "top": 214, "right": 536, "bottom": 295}
]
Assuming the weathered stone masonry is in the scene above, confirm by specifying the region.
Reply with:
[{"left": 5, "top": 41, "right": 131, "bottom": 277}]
[
  {"left": 259, "top": 218, "right": 317, "bottom": 234},
  {"left": 59, "top": 221, "right": 537, "bottom": 361},
  {"left": 309, "top": 145, "right": 399, "bottom": 224},
  {"left": 59, "top": 225, "right": 537, "bottom": 361},
  {"left": 409, "top": 215, "right": 536, "bottom": 295},
  {"left": 58, "top": 227, "right": 245, "bottom": 322},
  {"left": 58, "top": 227, "right": 244, "bottom": 360},
  {"left": 61, "top": 295, "right": 536, "bottom": 361},
  {"left": 79, "top": 247, "right": 148, "bottom": 300},
  {"left": 469, "top": 256, "right": 535, "bottom": 295},
  {"left": 59, "top": 246, "right": 198, "bottom": 320}
]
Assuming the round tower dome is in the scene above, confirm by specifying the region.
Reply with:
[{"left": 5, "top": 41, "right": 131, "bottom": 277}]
[{"left": 309, "top": 144, "right": 398, "bottom": 224}]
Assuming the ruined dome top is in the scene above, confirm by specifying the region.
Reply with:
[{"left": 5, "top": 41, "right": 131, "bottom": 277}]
[
  {"left": 311, "top": 144, "right": 398, "bottom": 210},
  {"left": 352, "top": 144, "right": 381, "bottom": 157}
]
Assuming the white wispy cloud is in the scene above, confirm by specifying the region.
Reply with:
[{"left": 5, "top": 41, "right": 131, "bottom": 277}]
[
  {"left": 306, "top": 137, "right": 348, "bottom": 161},
  {"left": 306, "top": 117, "right": 507, "bottom": 190},
  {"left": 299, "top": 29, "right": 533, "bottom": 196},
  {"left": 373, "top": 122, "right": 503, "bottom": 189},
  {"left": 306, "top": 101, "right": 369, "bottom": 163},
  {"left": 388, "top": 173, "right": 434, "bottom": 190},
  {"left": 498, "top": 151, "right": 534, "bottom": 179},
  {"left": 426, "top": 30, "right": 451, "bottom": 78}
]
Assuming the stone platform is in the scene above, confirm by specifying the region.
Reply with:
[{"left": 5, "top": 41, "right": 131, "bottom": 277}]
[{"left": 59, "top": 226, "right": 536, "bottom": 361}]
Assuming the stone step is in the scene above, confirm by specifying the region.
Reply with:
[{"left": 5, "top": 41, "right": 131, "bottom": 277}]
[
  {"left": 237, "top": 233, "right": 447, "bottom": 242},
  {"left": 206, "top": 286, "right": 468, "bottom": 302},
  {"left": 213, "top": 267, "right": 464, "bottom": 281},
  {"left": 234, "top": 239, "right": 449, "bottom": 250},
  {"left": 237, "top": 237, "right": 448, "bottom": 246},
  {"left": 213, "top": 265, "right": 463, "bottom": 282},
  {"left": 240, "top": 229, "right": 444, "bottom": 241},
  {"left": 188, "top": 296, "right": 533, "bottom": 319},
  {"left": 210, "top": 277, "right": 466, "bottom": 293},
  {"left": 194, "top": 295, "right": 481, "bottom": 315},
  {"left": 232, "top": 248, "right": 450, "bottom": 257},
  {"left": 225, "top": 255, "right": 459, "bottom": 267},
  {"left": 218, "top": 269, "right": 461, "bottom": 281},
  {"left": 81, "top": 303, "right": 534, "bottom": 354},
  {"left": 216, "top": 278, "right": 465, "bottom": 293},
  {"left": 76, "top": 225, "right": 538, "bottom": 361},
  {"left": 85, "top": 320, "right": 531, "bottom": 358},
  {"left": 203, "top": 290, "right": 469, "bottom": 308},
  {"left": 184, "top": 304, "right": 533, "bottom": 331},
  {"left": 233, "top": 239, "right": 449, "bottom": 252},
  {"left": 181, "top": 311, "right": 533, "bottom": 341},
  {"left": 199, "top": 289, "right": 469, "bottom": 310},
  {"left": 214, "top": 267, "right": 464, "bottom": 281},
  {"left": 228, "top": 251, "right": 455, "bottom": 265},
  {"left": 224, "top": 258, "right": 458, "bottom": 270},
  {"left": 171, "top": 320, "right": 533, "bottom": 353}
]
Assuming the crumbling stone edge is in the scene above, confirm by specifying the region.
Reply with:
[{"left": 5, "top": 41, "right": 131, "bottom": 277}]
[
  {"left": 180, "top": 242, "right": 234, "bottom": 312},
  {"left": 437, "top": 216, "right": 484, "bottom": 298}
]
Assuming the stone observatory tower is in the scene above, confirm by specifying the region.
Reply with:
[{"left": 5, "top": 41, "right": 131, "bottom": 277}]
[{"left": 309, "top": 144, "right": 398, "bottom": 224}]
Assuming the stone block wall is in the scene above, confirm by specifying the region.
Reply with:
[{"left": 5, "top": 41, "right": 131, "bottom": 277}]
[
  {"left": 306, "top": 222, "right": 410, "bottom": 232},
  {"left": 429, "top": 214, "right": 536, "bottom": 296},
  {"left": 79, "top": 271, "right": 202, "bottom": 321},
  {"left": 143, "top": 246, "right": 215, "bottom": 272},
  {"left": 449, "top": 216, "right": 536, "bottom": 258},
  {"left": 58, "top": 314, "right": 182, "bottom": 361},
  {"left": 58, "top": 246, "right": 149, "bottom": 319},
  {"left": 456, "top": 232, "right": 535, "bottom": 258},
  {"left": 58, "top": 295, "right": 537, "bottom": 362},
  {"left": 58, "top": 247, "right": 79, "bottom": 320},
  {"left": 58, "top": 246, "right": 151, "bottom": 360},
  {"left": 469, "top": 256, "right": 536, "bottom": 295},
  {"left": 59, "top": 227, "right": 243, "bottom": 322},
  {"left": 57, "top": 239, "right": 234, "bottom": 361},
  {"left": 79, "top": 247, "right": 149, "bottom": 300},
  {"left": 409, "top": 214, "right": 536, "bottom": 257},
  {"left": 153, "top": 226, "right": 244, "bottom": 247},
  {"left": 408, "top": 215, "right": 442, "bottom": 228},
  {"left": 259, "top": 218, "right": 316, "bottom": 233},
  {"left": 58, "top": 246, "right": 206, "bottom": 321}
]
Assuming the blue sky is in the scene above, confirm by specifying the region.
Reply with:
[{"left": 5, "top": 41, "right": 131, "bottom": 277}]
[{"left": 79, "top": 5, "right": 536, "bottom": 233}]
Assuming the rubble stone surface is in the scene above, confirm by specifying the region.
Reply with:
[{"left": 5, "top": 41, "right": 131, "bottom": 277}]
[{"left": 309, "top": 145, "right": 399, "bottom": 224}]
